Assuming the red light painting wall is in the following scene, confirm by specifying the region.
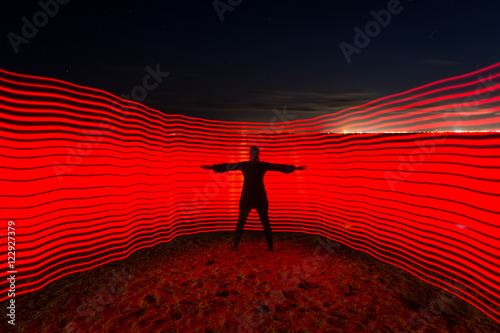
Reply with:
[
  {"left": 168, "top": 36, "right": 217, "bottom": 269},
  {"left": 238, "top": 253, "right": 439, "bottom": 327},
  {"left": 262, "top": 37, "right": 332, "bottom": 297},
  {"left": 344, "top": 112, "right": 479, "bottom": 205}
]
[{"left": 0, "top": 65, "right": 499, "bottom": 324}]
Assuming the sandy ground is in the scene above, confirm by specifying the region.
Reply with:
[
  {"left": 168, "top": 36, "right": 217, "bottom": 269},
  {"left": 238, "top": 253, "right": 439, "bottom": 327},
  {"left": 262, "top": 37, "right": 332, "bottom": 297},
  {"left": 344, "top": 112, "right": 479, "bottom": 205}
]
[{"left": 2, "top": 231, "right": 499, "bottom": 333}]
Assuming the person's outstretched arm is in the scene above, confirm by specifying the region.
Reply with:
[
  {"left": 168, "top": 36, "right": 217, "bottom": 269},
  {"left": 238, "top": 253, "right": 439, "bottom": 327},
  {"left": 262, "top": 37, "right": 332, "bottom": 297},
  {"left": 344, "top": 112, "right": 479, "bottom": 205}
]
[
  {"left": 265, "top": 162, "right": 307, "bottom": 173},
  {"left": 200, "top": 163, "right": 242, "bottom": 173}
]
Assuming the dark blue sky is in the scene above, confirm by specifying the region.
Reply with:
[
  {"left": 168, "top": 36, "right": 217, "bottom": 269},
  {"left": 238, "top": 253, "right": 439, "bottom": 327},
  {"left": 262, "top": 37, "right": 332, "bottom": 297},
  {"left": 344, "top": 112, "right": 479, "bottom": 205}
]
[{"left": 2, "top": 0, "right": 500, "bottom": 122}]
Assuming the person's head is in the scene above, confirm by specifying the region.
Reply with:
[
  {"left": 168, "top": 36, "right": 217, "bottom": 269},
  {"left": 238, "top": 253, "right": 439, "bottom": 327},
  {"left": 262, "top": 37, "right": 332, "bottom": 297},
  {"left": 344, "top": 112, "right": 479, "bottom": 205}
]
[{"left": 249, "top": 145, "right": 260, "bottom": 162}]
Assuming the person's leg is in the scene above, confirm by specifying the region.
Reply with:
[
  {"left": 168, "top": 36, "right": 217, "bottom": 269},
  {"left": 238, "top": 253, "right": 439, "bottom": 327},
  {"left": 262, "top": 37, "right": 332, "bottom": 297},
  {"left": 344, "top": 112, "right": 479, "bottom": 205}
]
[
  {"left": 234, "top": 207, "right": 251, "bottom": 247},
  {"left": 256, "top": 204, "right": 272, "bottom": 250}
]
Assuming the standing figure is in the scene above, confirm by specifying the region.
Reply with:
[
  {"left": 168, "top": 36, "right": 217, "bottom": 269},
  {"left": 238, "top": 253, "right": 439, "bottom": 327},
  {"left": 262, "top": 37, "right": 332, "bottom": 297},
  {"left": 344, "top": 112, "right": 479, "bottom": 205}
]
[{"left": 201, "top": 145, "right": 306, "bottom": 251}]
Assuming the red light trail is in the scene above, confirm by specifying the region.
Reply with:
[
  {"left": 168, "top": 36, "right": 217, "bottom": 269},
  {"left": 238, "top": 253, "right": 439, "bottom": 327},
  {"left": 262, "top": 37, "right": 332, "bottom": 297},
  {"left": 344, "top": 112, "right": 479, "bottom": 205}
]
[{"left": 0, "top": 64, "right": 499, "bottom": 323}]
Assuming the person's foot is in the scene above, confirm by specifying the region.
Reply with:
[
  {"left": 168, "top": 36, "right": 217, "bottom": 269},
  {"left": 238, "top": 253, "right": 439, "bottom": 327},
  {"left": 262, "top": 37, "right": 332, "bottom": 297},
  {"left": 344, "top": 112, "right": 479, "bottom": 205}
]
[{"left": 232, "top": 241, "right": 238, "bottom": 250}]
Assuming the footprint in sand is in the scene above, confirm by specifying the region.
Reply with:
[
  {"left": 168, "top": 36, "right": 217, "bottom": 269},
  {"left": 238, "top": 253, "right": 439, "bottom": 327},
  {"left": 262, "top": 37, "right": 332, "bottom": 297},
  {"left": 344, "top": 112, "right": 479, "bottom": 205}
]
[{"left": 169, "top": 308, "right": 182, "bottom": 320}]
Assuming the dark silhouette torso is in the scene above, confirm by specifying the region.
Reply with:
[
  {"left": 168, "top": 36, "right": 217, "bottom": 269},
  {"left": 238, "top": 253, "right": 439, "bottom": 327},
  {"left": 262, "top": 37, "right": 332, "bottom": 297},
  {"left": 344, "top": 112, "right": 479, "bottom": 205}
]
[
  {"left": 212, "top": 161, "right": 295, "bottom": 209},
  {"left": 240, "top": 161, "right": 271, "bottom": 208}
]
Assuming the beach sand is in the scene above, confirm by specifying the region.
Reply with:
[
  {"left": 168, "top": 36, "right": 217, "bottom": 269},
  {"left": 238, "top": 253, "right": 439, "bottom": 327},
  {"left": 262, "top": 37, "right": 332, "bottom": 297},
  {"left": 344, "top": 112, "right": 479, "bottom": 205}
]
[{"left": 3, "top": 231, "right": 499, "bottom": 333}]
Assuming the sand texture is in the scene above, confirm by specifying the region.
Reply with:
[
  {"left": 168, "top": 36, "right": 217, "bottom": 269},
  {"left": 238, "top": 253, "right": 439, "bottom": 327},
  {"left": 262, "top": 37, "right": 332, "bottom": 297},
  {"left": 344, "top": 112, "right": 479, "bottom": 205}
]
[{"left": 2, "top": 231, "right": 499, "bottom": 333}]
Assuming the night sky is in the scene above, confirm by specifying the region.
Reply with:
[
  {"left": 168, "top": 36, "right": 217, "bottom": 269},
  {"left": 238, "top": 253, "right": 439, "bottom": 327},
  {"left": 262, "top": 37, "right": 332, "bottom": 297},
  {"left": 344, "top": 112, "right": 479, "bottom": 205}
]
[{"left": 2, "top": 0, "right": 500, "bottom": 123}]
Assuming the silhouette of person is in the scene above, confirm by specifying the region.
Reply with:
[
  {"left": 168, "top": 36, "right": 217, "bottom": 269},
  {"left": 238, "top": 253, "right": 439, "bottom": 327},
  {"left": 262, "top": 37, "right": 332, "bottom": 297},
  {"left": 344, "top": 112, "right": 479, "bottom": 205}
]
[{"left": 201, "top": 145, "right": 306, "bottom": 251}]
